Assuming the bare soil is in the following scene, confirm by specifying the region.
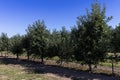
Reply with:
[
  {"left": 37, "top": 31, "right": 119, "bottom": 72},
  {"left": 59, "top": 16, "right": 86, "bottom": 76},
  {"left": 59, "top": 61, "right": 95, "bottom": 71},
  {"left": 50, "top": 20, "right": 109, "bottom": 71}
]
[{"left": 0, "top": 56, "right": 119, "bottom": 80}]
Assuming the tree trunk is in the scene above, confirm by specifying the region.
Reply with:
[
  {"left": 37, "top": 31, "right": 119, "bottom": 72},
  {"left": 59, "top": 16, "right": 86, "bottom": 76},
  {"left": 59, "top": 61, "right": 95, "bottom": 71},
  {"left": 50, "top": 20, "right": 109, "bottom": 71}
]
[
  {"left": 27, "top": 52, "right": 30, "bottom": 61},
  {"left": 41, "top": 53, "right": 44, "bottom": 64},
  {"left": 6, "top": 48, "right": 8, "bottom": 57},
  {"left": 41, "top": 47, "right": 45, "bottom": 64},
  {"left": 111, "top": 58, "right": 114, "bottom": 76},
  {"left": 17, "top": 53, "right": 19, "bottom": 60},
  {"left": 59, "top": 52, "right": 63, "bottom": 66},
  {"left": 59, "top": 58, "right": 63, "bottom": 66},
  {"left": 88, "top": 64, "right": 92, "bottom": 73}
]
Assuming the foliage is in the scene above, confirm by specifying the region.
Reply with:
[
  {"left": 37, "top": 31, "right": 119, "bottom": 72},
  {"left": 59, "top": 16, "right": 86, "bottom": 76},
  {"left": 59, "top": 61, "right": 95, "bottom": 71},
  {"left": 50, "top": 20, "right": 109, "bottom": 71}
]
[
  {"left": 59, "top": 27, "right": 72, "bottom": 63},
  {"left": 22, "top": 35, "right": 31, "bottom": 60},
  {"left": 72, "top": 1, "right": 112, "bottom": 72},
  {"left": 10, "top": 34, "right": 23, "bottom": 59},
  {"left": 46, "top": 29, "right": 61, "bottom": 58},
  {"left": 26, "top": 20, "right": 50, "bottom": 63},
  {"left": 0, "top": 33, "right": 9, "bottom": 52},
  {"left": 0, "top": 0, "right": 120, "bottom": 76}
]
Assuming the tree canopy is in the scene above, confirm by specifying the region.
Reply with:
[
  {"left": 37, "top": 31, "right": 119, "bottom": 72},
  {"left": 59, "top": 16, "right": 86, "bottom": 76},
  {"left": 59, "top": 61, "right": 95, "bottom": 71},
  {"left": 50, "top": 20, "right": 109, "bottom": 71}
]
[{"left": 0, "top": 1, "right": 120, "bottom": 74}]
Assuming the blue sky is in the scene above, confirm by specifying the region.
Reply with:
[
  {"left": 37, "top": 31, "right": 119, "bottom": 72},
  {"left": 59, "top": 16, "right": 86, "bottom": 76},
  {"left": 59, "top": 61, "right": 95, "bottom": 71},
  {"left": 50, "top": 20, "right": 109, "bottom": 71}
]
[{"left": 0, "top": 0, "right": 120, "bottom": 37}]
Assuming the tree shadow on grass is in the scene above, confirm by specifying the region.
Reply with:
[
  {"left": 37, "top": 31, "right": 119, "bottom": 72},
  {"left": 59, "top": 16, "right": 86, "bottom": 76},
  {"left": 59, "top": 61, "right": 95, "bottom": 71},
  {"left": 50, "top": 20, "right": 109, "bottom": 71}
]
[{"left": 0, "top": 57, "right": 119, "bottom": 80}]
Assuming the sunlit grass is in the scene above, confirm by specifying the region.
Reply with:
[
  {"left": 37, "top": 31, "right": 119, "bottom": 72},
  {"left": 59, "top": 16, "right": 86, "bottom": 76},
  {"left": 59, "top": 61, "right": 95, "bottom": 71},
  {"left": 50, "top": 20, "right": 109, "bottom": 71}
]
[
  {"left": 0, "top": 64, "right": 63, "bottom": 80},
  {"left": 100, "top": 61, "right": 120, "bottom": 67}
]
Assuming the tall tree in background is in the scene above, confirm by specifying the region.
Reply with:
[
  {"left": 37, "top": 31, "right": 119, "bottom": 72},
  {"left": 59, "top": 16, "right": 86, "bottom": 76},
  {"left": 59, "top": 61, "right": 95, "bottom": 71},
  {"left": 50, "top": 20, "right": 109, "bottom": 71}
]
[
  {"left": 46, "top": 29, "right": 61, "bottom": 58},
  {"left": 26, "top": 20, "right": 49, "bottom": 63},
  {"left": 58, "top": 27, "right": 72, "bottom": 65},
  {"left": 74, "top": 1, "right": 112, "bottom": 72},
  {"left": 71, "top": 26, "right": 84, "bottom": 62},
  {"left": 111, "top": 24, "right": 120, "bottom": 54},
  {"left": 109, "top": 24, "right": 120, "bottom": 75},
  {"left": 0, "top": 33, "right": 9, "bottom": 57},
  {"left": 22, "top": 34, "right": 31, "bottom": 60},
  {"left": 10, "top": 34, "right": 23, "bottom": 59}
]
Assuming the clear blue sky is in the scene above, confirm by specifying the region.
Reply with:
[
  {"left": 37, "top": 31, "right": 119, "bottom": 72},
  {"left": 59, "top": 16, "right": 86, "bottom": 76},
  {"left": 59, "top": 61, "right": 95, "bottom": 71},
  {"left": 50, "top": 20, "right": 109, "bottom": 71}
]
[{"left": 0, "top": 0, "right": 120, "bottom": 37}]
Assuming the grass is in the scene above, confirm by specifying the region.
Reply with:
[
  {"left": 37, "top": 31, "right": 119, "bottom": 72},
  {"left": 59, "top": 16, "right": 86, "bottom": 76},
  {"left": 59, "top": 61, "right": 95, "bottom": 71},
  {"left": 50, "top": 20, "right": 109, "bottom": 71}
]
[
  {"left": 100, "top": 62, "right": 120, "bottom": 67},
  {"left": 0, "top": 64, "right": 65, "bottom": 80},
  {"left": 0, "top": 52, "right": 120, "bottom": 79},
  {"left": 45, "top": 60, "right": 120, "bottom": 76},
  {"left": 0, "top": 56, "right": 119, "bottom": 80}
]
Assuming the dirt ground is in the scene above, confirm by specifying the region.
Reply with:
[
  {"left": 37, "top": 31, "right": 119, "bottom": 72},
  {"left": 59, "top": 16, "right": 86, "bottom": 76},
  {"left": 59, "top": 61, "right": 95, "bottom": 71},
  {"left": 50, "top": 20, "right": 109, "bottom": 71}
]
[{"left": 0, "top": 57, "right": 119, "bottom": 80}]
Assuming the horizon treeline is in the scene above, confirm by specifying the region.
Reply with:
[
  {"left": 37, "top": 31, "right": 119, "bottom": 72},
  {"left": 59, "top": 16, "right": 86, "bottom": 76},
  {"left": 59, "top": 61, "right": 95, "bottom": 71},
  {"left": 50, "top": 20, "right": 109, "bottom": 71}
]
[{"left": 0, "top": 1, "right": 120, "bottom": 73}]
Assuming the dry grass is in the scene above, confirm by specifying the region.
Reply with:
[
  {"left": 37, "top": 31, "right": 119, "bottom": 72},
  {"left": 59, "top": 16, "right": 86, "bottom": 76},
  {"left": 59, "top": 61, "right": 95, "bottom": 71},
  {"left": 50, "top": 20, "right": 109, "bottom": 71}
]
[
  {"left": 0, "top": 64, "right": 70, "bottom": 80},
  {"left": 45, "top": 59, "right": 120, "bottom": 76},
  {"left": 0, "top": 53, "right": 120, "bottom": 80}
]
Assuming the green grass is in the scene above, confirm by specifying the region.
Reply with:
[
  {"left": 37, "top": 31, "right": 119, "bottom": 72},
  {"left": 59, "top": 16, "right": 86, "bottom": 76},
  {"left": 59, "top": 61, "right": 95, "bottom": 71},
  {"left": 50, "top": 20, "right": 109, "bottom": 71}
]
[
  {"left": 101, "top": 62, "right": 120, "bottom": 67},
  {"left": 0, "top": 52, "right": 120, "bottom": 79},
  {"left": 99, "top": 60, "right": 120, "bottom": 67},
  {"left": 0, "top": 64, "right": 63, "bottom": 80},
  {"left": 98, "top": 52, "right": 120, "bottom": 67}
]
